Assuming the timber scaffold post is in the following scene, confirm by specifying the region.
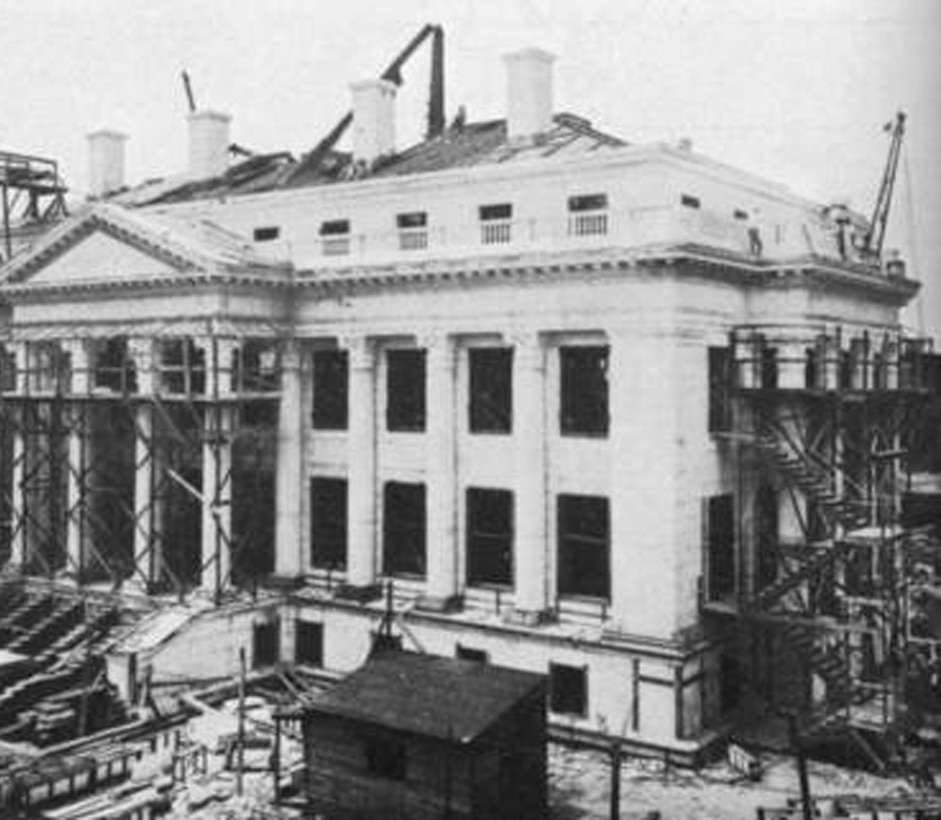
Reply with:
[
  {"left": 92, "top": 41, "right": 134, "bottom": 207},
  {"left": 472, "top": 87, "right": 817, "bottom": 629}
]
[{"left": 704, "top": 321, "right": 941, "bottom": 771}]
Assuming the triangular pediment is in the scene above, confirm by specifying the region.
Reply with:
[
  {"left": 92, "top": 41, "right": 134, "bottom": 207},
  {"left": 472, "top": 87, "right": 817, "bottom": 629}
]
[{"left": 25, "top": 227, "right": 182, "bottom": 286}]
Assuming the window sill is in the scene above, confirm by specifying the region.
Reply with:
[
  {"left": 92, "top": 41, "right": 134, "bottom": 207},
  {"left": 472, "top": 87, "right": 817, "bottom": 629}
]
[{"left": 559, "top": 431, "right": 610, "bottom": 440}]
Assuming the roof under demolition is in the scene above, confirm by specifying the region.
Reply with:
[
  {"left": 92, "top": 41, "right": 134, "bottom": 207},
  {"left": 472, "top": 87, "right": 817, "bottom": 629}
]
[
  {"left": 107, "top": 112, "right": 625, "bottom": 208},
  {"left": 304, "top": 650, "right": 545, "bottom": 743}
]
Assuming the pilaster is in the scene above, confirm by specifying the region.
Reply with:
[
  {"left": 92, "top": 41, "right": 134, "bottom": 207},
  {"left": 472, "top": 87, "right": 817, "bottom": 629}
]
[
  {"left": 416, "top": 331, "right": 461, "bottom": 612},
  {"left": 336, "top": 335, "right": 381, "bottom": 601},
  {"left": 274, "top": 340, "right": 306, "bottom": 579}
]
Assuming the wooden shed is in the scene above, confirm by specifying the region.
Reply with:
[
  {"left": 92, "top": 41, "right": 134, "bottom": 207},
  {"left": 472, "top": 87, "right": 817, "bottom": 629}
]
[{"left": 301, "top": 651, "right": 547, "bottom": 820}]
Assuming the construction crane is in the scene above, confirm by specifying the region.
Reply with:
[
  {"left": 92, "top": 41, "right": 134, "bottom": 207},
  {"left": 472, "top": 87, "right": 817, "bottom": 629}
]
[
  {"left": 859, "top": 111, "right": 906, "bottom": 260},
  {"left": 286, "top": 24, "right": 445, "bottom": 183}
]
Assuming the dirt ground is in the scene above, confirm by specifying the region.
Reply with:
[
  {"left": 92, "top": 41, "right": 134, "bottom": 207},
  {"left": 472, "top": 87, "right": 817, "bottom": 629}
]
[{"left": 549, "top": 745, "right": 921, "bottom": 819}]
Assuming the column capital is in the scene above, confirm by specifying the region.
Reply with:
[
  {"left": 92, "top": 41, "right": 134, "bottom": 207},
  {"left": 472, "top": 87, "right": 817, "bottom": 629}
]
[{"left": 340, "top": 334, "right": 375, "bottom": 370}]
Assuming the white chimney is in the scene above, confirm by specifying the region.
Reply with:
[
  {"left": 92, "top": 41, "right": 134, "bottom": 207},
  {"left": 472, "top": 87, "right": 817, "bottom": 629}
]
[
  {"left": 503, "top": 48, "right": 556, "bottom": 141},
  {"left": 350, "top": 79, "right": 397, "bottom": 165},
  {"left": 86, "top": 129, "right": 128, "bottom": 199},
  {"left": 188, "top": 110, "right": 231, "bottom": 179}
]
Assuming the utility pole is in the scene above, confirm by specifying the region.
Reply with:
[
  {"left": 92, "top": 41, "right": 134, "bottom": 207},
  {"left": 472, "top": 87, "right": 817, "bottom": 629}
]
[
  {"left": 237, "top": 647, "right": 246, "bottom": 797},
  {"left": 787, "top": 712, "right": 813, "bottom": 820},
  {"left": 609, "top": 737, "right": 622, "bottom": 820}
]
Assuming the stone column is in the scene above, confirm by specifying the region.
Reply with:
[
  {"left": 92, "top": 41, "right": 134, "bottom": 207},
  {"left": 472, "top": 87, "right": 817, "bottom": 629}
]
[
  {"left": 274, "top": 340, "right": 306, "bottom": 579},
  {"left": 128, "top": 339, "right": 158, "bottom": 589},
  {"left": 417, "top": 332, "right": 461, "bottom": 612},
  {"left": 201, "top": 404, "right": 233, "bottom": 596},
  {"left": 509, "top": 330, "right": 550, "bottom": 623},
  {"left": 61, "top": 340, "right": 93, "bottom": 578},
  {"left": 7, "top": 342, "right": 29, "bottom": 569},
  {"left": 338, "top": 336, "right": 381, "bottom": 601}
]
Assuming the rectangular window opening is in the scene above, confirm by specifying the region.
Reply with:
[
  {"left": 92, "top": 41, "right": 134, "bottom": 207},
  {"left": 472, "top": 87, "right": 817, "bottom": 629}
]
[
  {"left": 319, "top": 219, "right": 351, "bottom": 255},
  {"left": 479, "top": 203, "right": 513, "bottom": 244},
  {"left": 312, "top": 349, "right": 349, "bottom": 430},
  {"left": 705, "top": 494, "right": 735, "bottom": 601},
  {"left": 383, "top": 481, "right": 426, "bottom": 578},
  {"left": 310, "top": 478, "right": 347, "bottom": 571},
  {"left": 708, "top": 346, "right": 732, "bottom": 433},
  {"left": 469, "top": 348, "right": 513, "bottom": 433},
  {"left": 466, "top": 488, "right": 514, "bottom": 588},
  {"left": 560, "top": 346, "right": 609, "bottom": 436},
  {"left": 557, "top": 494, "right": 610, "bottom": 600},
  {"left": 549, "top": 663, "right": 588, "bottom": 716},
  {"left": 386, "top": 349, "right": 426, "bottom": 432},
  {"left": 456, "top": 645, "right": 489, "bottom": 664},
  {"left": 365, "top": 737, "right": 407, "bottom": 780},
  {"left": 567, "top": 194, "right": 608, "bottom": 237},
  {"left": 294, "top": 620, "right": 324, "bottom": 667},
  {"left": 253, "top": 226, "right": 280, "bottom": 242},
  {"left": 733, "top": 209, "right": 749, "bottom": 221},
  {"left": 680, "top": 194, "right": 701, "bottom": 209}
]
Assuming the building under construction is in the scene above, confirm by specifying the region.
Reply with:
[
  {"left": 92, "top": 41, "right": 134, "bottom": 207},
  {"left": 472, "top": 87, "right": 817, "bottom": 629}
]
[{"left": 0, "top": 27, "right": 939, "bottom": 779}]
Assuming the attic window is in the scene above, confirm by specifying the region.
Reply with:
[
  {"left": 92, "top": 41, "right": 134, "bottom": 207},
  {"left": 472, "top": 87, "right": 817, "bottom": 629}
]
[
  {"left": 567, "top": 194, "right": 608, "bottom": 237},
  {"left": 680, "top": 194, "right": 701, "bottom": 209},
  {"left": 480, "top": 203, "right": 513, "bottom": 244},
  {"left": 320, "top": 219, "right": 351, "bottom": 256},
  {"left": 397, "top": 211, "right": 428, "bottom": 250},
  {"left": 253, "top": 226, "right": 280, "bottom": 242}
]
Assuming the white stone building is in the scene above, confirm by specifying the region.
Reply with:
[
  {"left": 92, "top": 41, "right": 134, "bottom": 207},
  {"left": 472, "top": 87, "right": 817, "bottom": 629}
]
[{"left": 0, "top": 47, "right": 934, "bottom": 760}]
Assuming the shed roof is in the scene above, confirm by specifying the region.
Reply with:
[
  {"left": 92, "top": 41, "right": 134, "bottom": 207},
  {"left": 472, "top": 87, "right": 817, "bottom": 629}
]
[{"left": 305, "top": 651, "right": 545, "bottom": 743}]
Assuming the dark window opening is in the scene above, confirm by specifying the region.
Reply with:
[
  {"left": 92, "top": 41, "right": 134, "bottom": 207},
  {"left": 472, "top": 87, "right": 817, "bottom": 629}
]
[
  {"left": 719, "top": 653, "right": 741, "bottom": 714},
  {"left": 366, "top": 736, "right": 407, "bottom": 780},
  {"left": 295, "top": 620, "right": 324, "bottom": 667},
  {"left": 567, "top": 194, "right": 608, "bottom": 212},
  {"left": 319, "top": 219, "right": 350, "bottom": 236},
  {"left": 681, "top": 194, "right": 701, "bottom": 209},
  {"left": 383, "top": 482, "right": 426, "bottom": 578},
  {"left": 386, "top": 349, "right": 426, "bottom": 432},
  {"left": 252, "top": 620, "right": 280, "bottom": 669},
  {"left": 456, "top": 645, "right": 489, "bottom": 663},
  {"left": 253, "top": 226, "right": 280, "bottom": 242},
  {"left": 0, "top": 346, "right": 14, "bottom": 392},
  {"left": 312, "top": 349, "right": 349, "bottom": 430},
  {"left": 469, "top": 348, "right": 513, "bottom": 433},
  {"left": 760, "top": 346, "right": 778, "bottom": 389},
  {"left": 733, "top": 209, "right": 749, "bottom": 221},
  {"left": 706, "top": 494, "right": 735, "bottom": 601},
  {"left": 466, "top": 488, "right": 514, "bottom": 587},
  {"left": 756, "top": 485, "right": 779, "bottom": 589},
  {"left": 557, "top": 494, "right": 610, "bottom": 600},
  {"left": 708, "top": 346, "right": 732, "bottom": 433},
  {"left": 95, "top": 337, "right": 137, "bottom": 393},
  {"left": 560, "top": 346, "right": 609, "bottom": 436},
  {"left": 310, "top": 478, "right": 347, "bottom": 570},
  {"left": 233, "top": 340, "right": 279, "bottom": 393},
  {"left": 396, "top": 211, "right": 427, "bottom": 229},
  {"left": 549, "top": 663, "right": 588, "bottom": 716},
  {"left": 804, "top": 347, "right": 820, "bottom": 389},
  {"left": 479, "top": 203, "right": 513, "bottom": 221},
  {"left": 839, "top": 349, "right": 854, "bottom": 389}
]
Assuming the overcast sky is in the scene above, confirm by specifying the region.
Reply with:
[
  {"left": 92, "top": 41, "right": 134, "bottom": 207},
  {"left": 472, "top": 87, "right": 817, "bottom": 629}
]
[{"left": 2, "top": 0, "right": 939, "bottom": 334}]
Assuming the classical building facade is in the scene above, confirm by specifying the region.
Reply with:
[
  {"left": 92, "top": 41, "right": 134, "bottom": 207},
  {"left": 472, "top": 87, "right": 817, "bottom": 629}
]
[{"left": 0, "top": 48, "right": 934, "bottom": 759}]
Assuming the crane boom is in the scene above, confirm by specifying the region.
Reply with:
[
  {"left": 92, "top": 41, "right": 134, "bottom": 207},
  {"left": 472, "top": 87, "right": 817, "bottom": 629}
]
[{"left": 864, "top": 111, "right": 906, "bottom": 259}]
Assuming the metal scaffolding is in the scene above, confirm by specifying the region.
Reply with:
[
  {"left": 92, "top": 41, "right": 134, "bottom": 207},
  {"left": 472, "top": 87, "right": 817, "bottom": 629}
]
[
  {"left": 0, "top": 332, "right": 280, "bottom": 604},
  {"left": 707, "top": 322, "right": 941, "bottom": 766}
]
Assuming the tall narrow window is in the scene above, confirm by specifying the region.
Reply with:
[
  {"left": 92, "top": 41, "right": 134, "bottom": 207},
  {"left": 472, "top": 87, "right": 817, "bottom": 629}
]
[
  {"left": 383, "top": 482, "right": 426, "bottom": 578},
  {"left": 469, "top": 348, "right": 513, "bottom": 433},
  {"left": 252, "top": 620, "right": 280, "bottom": 669},
  {"left": 705, "top": 494, "right": 735, "bottom": 601},
  {"left": 708, "top": 346, "right": 731, "bottom": 433},
  {"left": 466, "top": 488, "right": 514, "bottom": 587},
  {"left": 560, "top": 346, "right": 609, "bottom": 436},
  {"left": 557, "top": 495, "right": 610, "bottom": 600},
  {"left": 310, "top": 478, "right": 347, "bottom": 570},
  {"left": 312, "top": 349, "right": 349, "bottom": 430},
  {"left": 295, "top": 620, "right": 324, "bottom": 667},
  {"left": 386, "top": 349, "right": 426, "bottom": 432}
]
